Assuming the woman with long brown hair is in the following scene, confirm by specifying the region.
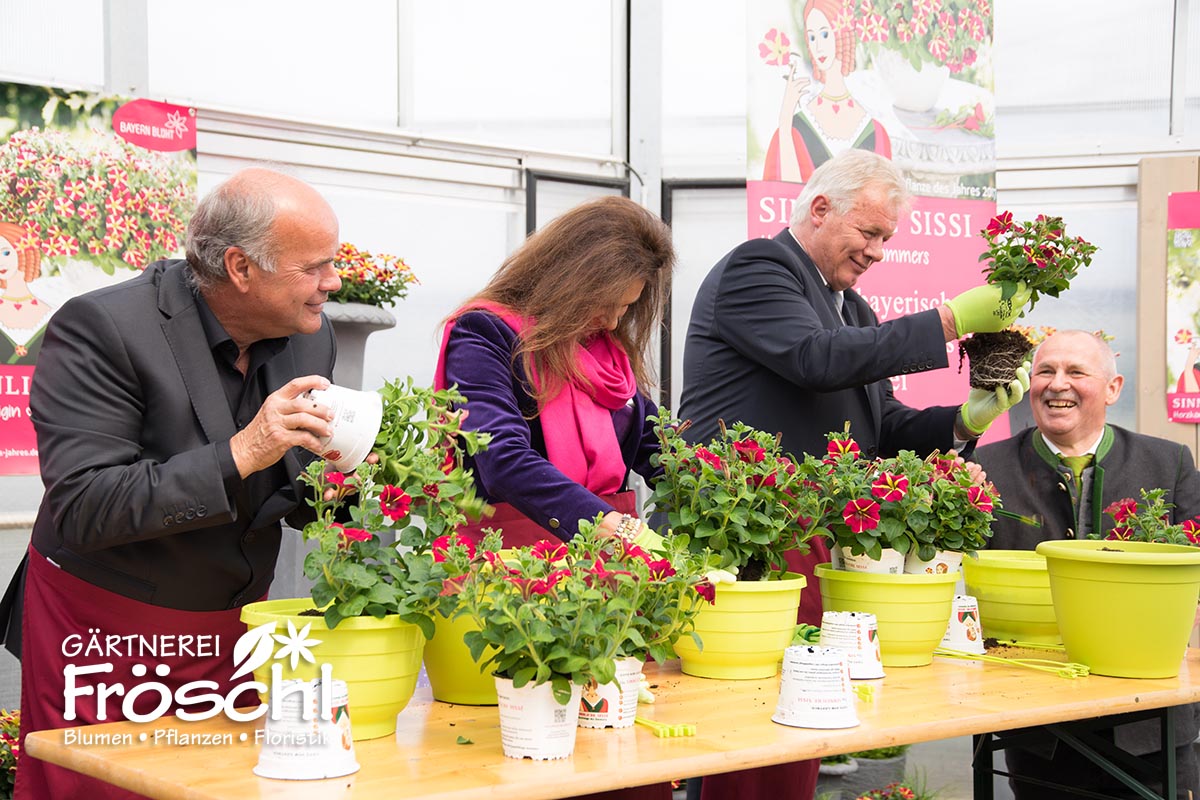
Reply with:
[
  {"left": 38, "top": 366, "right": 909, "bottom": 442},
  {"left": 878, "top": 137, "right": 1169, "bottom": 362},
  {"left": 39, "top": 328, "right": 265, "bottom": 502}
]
[{"left": 435, "top": 194, "right": 674, "bottom": 549}]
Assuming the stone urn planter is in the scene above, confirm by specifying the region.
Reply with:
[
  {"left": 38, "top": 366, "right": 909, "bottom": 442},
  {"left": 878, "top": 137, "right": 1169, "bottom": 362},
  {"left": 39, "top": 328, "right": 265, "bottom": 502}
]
[{"left": 323, "top": 302, "right": 396, "bottom": 389}]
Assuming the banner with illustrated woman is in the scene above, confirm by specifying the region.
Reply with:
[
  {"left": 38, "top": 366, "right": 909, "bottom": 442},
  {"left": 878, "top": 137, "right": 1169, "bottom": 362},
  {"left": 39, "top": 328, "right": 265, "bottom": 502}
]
[
  {"left": 0, "top": 82, "right": 197, "bottom": 474},
  {"left": 747, "top": 0, "right": 998, "bottom": 425}
]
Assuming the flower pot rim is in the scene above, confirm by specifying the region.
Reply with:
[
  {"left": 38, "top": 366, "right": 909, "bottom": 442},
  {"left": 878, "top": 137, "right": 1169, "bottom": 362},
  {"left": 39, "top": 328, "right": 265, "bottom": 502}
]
[
  {"left": 719, "top": 571, "right": 807, "bottom": 592},
  {"left": 240, "top": 598, "right": 409, "bottom": 631},
  {"left": 815, "top": 563, "right": 959, "bottom": 584},
  {"left": 1036, "top": 539, "right": 1200, "bottom": 565},
  {"left": 964, "top": 550, "right": 1048, "bottom": 571}
]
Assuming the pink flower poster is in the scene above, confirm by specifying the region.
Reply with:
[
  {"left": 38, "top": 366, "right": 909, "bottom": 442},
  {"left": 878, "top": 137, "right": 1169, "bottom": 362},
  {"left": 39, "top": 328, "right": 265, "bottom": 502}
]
[
  {"left": 747, "top": 0, "right": 999, "bottom": 437},
  {"left": 0, "top": 82, "right": 197, "bottom": 474},
  {"left": 1166, "top": 192, "right": 1200, "bottom": 423}
]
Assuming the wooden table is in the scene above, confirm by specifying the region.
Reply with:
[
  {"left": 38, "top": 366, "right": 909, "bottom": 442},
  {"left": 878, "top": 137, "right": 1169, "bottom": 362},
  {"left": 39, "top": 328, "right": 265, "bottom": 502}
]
[{"left": 25, "top": 650, "right": 1200, "bottom": 800}]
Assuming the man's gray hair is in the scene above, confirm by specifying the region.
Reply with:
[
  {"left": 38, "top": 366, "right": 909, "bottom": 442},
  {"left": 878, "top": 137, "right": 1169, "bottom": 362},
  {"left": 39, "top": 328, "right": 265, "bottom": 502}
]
[
  {"left": 1034, "top": 329, "right": 1120, "bottom": 380},
  {"left": 790, "top": 150, "right": 909, "bottom": 227},
  {"left": 185, "top": 176, "right": 280, "bottom": 291}
]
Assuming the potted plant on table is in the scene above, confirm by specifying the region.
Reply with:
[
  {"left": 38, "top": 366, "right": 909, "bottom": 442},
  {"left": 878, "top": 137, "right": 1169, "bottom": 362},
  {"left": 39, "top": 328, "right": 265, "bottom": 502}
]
[
  {"left": 648, "top": 408, "right": 814, "bottom": 679},
  {"left": 802, "top": 430, "right": 1000, "bottom": 667},
  {"left": 238, "top": 378, "right": 491, "bottom": 739},
  {"left": 959, "top": 212, "right": 1099, "bottom": 391},
  {"left": 1030, "top": 487, "right": 1200, "bottom": 679},
  {"left": 442, "top": 525, "right": 710, "bottom": 759}
]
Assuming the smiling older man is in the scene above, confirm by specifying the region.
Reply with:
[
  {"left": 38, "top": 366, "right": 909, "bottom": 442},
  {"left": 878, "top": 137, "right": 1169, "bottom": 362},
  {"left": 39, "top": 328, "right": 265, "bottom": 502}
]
[
  {"left": 977, "top": 329, "right": 1200, "bottom": 548},
  {"left": 975, "top": 329, "right": 1200, "bottom": 799}
]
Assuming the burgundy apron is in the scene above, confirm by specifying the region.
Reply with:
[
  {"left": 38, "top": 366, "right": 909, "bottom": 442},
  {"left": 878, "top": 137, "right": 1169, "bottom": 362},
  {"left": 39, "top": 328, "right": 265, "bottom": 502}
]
[{"left": 15, "top": 546, "right": 255, "bottom": 800}]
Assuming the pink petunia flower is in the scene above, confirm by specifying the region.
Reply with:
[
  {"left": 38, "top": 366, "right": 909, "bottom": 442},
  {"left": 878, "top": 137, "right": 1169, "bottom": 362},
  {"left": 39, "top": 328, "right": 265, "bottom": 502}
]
[{"left": 758, "top": 28, "right": 791, "bottom": 66}]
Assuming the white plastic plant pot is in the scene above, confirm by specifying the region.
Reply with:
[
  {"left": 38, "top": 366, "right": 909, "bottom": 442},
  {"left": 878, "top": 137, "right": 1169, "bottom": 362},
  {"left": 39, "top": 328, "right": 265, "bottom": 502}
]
[
  {"left": 941, "top": 594, "right": 987, "bottom": 655},
  {"left": 772, "top": 645, "right": 859, "bottom": 730},
  {"left": 904, "top": 548, "right": 964, "bottom": 576},
  {"left": 495, "top": 676, "right": 583, "bottom": 760},
  {"left": 578, "top": 657, "right": 642, "bottom": 729},
  {"left": 819, "top": 610, "right": 885, "bottom": 680},
  {"left": 839, "top": 546, "right": 904, "bottom": 575},
  {"left": 305, "top": 385, "right": 383, "bottom": 472},
  {"left": 253, "top": 678, "right": 360, "bottom": 780}
]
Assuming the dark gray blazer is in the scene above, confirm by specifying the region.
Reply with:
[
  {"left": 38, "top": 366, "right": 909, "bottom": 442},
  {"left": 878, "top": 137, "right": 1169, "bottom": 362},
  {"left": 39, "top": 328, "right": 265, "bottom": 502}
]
[
  {"left": 975, "top": 424, "right": 1200, "bottom": 758},
  {"left": 679, "top": 229, "right": 958, "bottom": 459},
  {"left": 24, "top": 260, "right": 335, "bottom": 613},
  {"left": 976, "top": 424, "right": 1200, "bottom": 548}
]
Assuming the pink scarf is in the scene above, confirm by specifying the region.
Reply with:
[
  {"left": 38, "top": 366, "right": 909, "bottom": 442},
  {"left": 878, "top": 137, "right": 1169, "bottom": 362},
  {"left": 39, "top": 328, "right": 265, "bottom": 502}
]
[{"left": 434, "top": 300, "right": 635, "bottom": 496}]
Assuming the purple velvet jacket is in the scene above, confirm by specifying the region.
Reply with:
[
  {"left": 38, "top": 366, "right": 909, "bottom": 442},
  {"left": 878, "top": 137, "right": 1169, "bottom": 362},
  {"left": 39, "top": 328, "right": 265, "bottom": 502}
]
[{"left": 442, "top": 311, "right": 661, "bottom": 540}]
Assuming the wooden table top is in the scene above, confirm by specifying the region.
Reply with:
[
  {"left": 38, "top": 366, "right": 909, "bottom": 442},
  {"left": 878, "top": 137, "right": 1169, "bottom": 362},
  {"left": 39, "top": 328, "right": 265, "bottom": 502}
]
[{"left": 25, "top": 650, "right": 1200, "bottom": 800}]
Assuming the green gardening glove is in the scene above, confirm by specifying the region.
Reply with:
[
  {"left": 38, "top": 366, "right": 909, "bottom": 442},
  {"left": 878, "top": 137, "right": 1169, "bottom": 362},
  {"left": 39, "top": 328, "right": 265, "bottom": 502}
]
[
  {"left": 960, "top": 362, "right": 1030, "bottom": 435},
  {"left": 944, "top": 281, "right": 1032, "bottom": 337},
  {"left": 632, "top": 523, "right": 667, "bottom": 554}
]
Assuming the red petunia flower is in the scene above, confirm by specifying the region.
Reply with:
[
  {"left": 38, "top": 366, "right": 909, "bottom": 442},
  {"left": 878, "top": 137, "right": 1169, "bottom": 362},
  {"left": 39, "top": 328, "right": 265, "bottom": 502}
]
[
  {"left": 967, "top": 485, "right": 994, "bottom": 513},
  {"left": 986, "top": 210, "right": 1014, "bottom": 237},
  {"left": 431, "top": 533, "right": 475, "bottom": 563},
  {"left": 842, "top": 498, "right": 881, "bottom": 533},
  {"left": 733, "top": 439, "right": 766, "bottom": 463},
  {"left": 870, "top": 471, "right": 909, "bottom": 503},
  {"left": 827, "top": 438, "right": 861, "bottom": 460},
  {"left": 695, "top": 447, "right": 724, "bottom": 471},
  {"left": 531, "top": 540, "right": 568, "bottom": 562},
  {"left": 379, "top": 485, "right": 412, "bottom": 521},
  {"left": 1104, "top": 497, "right": 1138, "bottom": 525},
  {"left": 334, "top": 523, "right": 371, "bottom": 544},
  {"left": 694, "top": 581, "right": 716, "bottom": 604}
]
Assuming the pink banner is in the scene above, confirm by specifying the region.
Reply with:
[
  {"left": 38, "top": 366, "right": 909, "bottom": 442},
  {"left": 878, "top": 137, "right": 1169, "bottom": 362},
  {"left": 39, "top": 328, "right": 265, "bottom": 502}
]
[
  {"left": 113, "top": 98, "right": 196, "bottom": 152},
  {"left": 1166, "top": 192, "right": 1200, "bottom": 423},
  {"left": 0, "top": 366, "right": 36, "bottom": 474}
]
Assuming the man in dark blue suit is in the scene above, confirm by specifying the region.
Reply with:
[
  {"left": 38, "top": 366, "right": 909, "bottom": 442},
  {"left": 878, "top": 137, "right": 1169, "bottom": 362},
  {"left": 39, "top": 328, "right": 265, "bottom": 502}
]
[{"left": 679, "top": 149, "right": 1030, "bottom": 800}]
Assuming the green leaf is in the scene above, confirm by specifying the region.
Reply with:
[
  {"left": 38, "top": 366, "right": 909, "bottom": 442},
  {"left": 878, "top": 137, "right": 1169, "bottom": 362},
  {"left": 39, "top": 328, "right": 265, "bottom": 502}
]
[{"left": 456, "top": 735, "right": 473, "bottom": 745}]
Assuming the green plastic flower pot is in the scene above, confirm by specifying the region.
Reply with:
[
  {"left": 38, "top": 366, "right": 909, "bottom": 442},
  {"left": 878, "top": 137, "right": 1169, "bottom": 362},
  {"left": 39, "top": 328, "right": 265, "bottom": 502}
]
[
  {"left": 423, "top": 611, "right": 498, "bottom": 705},
  {"left": 962, "top": 550, "right": 1060, "bottom": 644},
  {"left": 240, "top": 598, "right": 426, "bottom": 739},
  {"left": 815, "top": 563, "right": 958, "bottom": 667},
  {"left": 1036, "top": 540, "right": 1200, "bottom": 678},
  {"left": 673, "top": 572, "right": 806, "bottom": 680}
]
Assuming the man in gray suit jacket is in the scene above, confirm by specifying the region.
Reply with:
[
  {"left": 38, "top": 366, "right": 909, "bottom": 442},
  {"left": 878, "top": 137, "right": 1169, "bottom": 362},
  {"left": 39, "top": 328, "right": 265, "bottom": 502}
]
[
  {"left": 976, "top": 330, "right": 1200, "bottom": 799},
  {"left": 678, "top": 149, "right": 1031, "bottom": 800},
  {"left": 12, "top": 168, "right": 342, "bottom": 799}
]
